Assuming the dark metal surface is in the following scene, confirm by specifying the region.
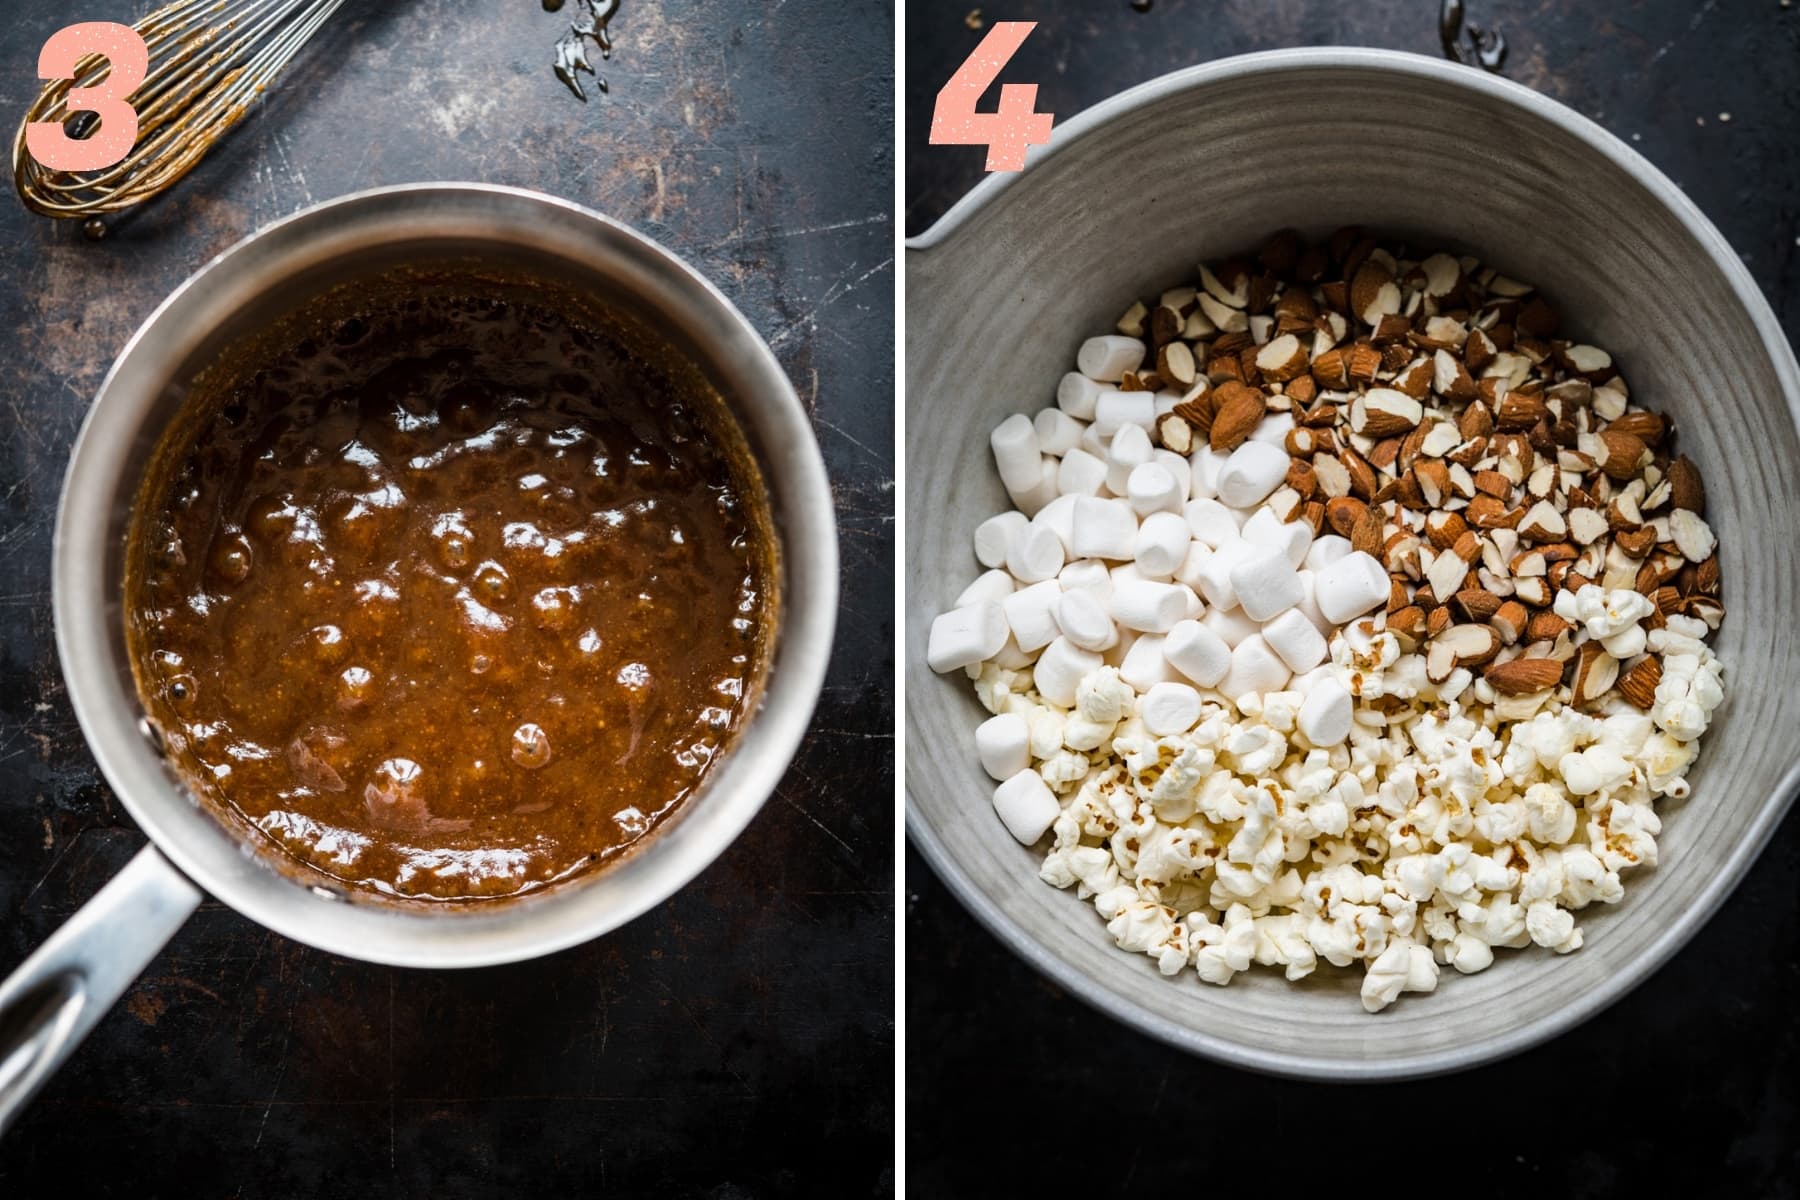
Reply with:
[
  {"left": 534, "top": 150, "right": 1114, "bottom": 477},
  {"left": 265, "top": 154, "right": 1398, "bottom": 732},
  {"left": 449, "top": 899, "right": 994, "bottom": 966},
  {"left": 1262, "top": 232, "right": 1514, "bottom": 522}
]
[
  {"left": 0, "top": 1, "right": 893, "bottom": 1194},
  {"left": 907, "top": 0, "right": 1798, "bottom": 1193}
]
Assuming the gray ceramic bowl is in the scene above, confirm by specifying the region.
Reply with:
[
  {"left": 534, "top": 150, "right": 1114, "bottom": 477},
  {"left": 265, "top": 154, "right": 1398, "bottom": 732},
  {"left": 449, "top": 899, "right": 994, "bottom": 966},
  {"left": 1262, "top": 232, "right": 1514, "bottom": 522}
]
[{"left": 905, "top": 48, "right": 1800, "bottom": 1079}]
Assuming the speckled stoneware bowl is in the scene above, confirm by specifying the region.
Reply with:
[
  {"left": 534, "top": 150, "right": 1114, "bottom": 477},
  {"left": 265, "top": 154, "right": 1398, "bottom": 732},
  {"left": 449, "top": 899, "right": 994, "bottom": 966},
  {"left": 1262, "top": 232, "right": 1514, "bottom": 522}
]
[{"left": 904, "top": 48, "right": 1800, "bottom": 1079}]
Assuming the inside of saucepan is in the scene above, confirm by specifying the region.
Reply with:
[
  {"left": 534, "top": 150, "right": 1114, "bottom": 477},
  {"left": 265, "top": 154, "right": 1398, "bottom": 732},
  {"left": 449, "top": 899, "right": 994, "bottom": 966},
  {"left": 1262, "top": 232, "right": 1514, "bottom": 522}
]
[
  {"left": 905, "top": 55, "right": 1800, "bottom": 1075},
  {"left": 121, "top": 261, "right": 779, "bottom": 907}
]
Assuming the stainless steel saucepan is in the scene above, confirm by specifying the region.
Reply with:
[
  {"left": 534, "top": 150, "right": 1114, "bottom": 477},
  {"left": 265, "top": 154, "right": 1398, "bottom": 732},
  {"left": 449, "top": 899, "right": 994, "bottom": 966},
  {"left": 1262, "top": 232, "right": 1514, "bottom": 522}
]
[{"left": 0, "top": 183, "right": 837, "bottom": 1131}]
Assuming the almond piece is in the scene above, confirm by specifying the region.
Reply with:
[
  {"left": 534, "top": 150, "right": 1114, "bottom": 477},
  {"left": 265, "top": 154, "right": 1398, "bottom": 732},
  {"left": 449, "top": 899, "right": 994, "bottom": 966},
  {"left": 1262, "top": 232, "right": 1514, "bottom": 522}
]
[
  {"left": 1346, "top": 343, "right": 1383, "bottom": 383},
  {"left": 1513, "top": 576, "right": 1552, "bottom": 607},
  {"left": 1427, "top": 623, "right": 1501, "bottom": 680},
  {"left": 1414, "top": 460, "right": 1452, "bottom": 508},
  {"left": 1156, "top": 412, "right": 1194, "bottom": 454},
  {"left": 1494, "top": 391, "right": 1547, "bottom": 431},
  {"left": 1670, "top": 509, "right": 1717, "bottom": 562},
  {"left": 1326, "top": 495, "right": 1369, "bottom": 537},
  {"left": 1117, "top": 301, "right": 1148, "bottom": 338},
  {"left": 1311, "top": 347, "right": 1350, "bottom": 388},
  {"left": 1668, "top": 455, "right": 1706, "bottom": 515},
  {"left": 1593, "top": 430, "right": 1650, "bottom": 481},
  {"left": 1341, "top": 448, "right": 1378, "bottom": 500},
  {"left": 1568, "top": 507, "right": 1609, "bottom": 546},
  {"left": 1433, "top": 349, "right": 1481, "bottom": 402},
  {"left": 1286, "top": 459, "right": 1319, "bottom": 498},
  {"left": 1424, "top": 509, "right": 1469, "bottom": 551},
  {"left": 1208, "top": 381, "right": 1266, "bottom": 451},
  {"left": 1526, "top": 610, "right": 1572, "bottom": 640},
  {"left": 1615, "top": 525, "right": 1657, "bottom": 558},
  {"left": 1484, "top": 657, "right": 1564, "bottom": 695},
  {"left": 1350, "top": 261, "right": 1401, "bottom": 326},
  {"left": 1254, "top": 333, "right": 1308, "bottom": 382},
  {"left": 1570, "top": 642, "right": 1620, "bottom": 706},
  {"left": 1158, "top": 340, "right": 1198, "bottom": 387},
  {"left": 1351, "top": 508, "right": 1387, "bottom": 557},
  {"left": 1606, "top": 411, "right": 1667, "bottom": 445},
  {"left": 1617, "top": 655, "right": 1663, "bottom": 710},
  {"left": 1518, "top": 500, "right": 1568, "bottom": 544},
  {"left": 1491, "top": 599, "right": 1530, "bottom": 644},
  {"left": 1451, "top": 588, "right": 1502, "bottom": 622},
  {"left": 1313, "top": 453, "right": 1352, "bottom": 499}
]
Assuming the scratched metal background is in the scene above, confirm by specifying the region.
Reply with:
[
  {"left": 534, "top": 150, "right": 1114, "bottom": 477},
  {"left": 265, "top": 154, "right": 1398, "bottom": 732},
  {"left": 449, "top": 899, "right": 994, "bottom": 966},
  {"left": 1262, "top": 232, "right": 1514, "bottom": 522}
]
[
  {"left": 0, "top": 1, "right": 894, "bottom": 1195},
  {"left": 906, "top": 0, "right": 1799, "bottom": 1194}
]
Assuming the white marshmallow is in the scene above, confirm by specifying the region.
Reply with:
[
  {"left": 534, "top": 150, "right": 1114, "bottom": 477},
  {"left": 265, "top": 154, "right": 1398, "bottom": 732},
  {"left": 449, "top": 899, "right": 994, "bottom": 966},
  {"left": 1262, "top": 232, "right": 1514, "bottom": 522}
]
[
  {"left": 927, "top": 602, "right": 1008, "bottom": 673},
  {"left": 1055, "top": 587, "right": 1118, "bottom": 651},
  {"left": 1077, "top": 335, "right": 1146, "bottom": 382},
  {"left": 1250, "top": 411, "right": 1296, "bottom": 447},
  {"left": 1295, "top": 569, "right": 1331, "bottom": 634},
  {"left": 1006, "top": 522, "right": 1064, "bottom": 584},
  {"left": 1298, "top": 678, "right": 1353, "bottom": 747},
  {"left": 1153, "top": 390, "right": 1183, "bottom": 418},
  {"left": 1142, "top": 682, "right": 1203, "bottom": 735},
  {"left": 1216, "top": 441, "right": 1291, "bottom": 508},
  {"left": 993, "top": 769, "right": 1060, "bottom": 844},
  {"left": 1218, "top": 634, "right": 1291, "bottom": 702},
  {"left": 1164, "top": 619, "right": 1231, "bottom": 687},
  {"left": 1056, "top": 447, "right": 1108, "bottom": 497},
  {"left": 1133, "top": 511, "right": 1192, "bottom": 578},
  {"left": 1191, "top": 538, "right": 1253, "bottom": 611},
  {"left": 1179, "top": 584, "right": 1204, "bottom": 618},
  {"left": 1105, "top": 423, "right": 1154, "bottom": 493},
  {"left": 1189, "top": 447, "right": 1230, "bottom": 500},
  {"left": 1077, "top": 421, "right": 1109, "bottom": 458},
  {"left": 1119, "top": 633, "right": 1173, "bottom": 691},
  {"left": 1241, "top": 506, "right": 1313, "bottom": 567},
  {"left": 1304, "top": 534, "right": 1354, "bottom": 572},
  {"left": 1172, "top": 540, "right": 1211, "bottom": 592},
  {"left": 1262, "top": 608, "right": 1328, "bottom": 673},
  {"left": 1103, "top": 629, "right": 1136, "bottom": 669},
  {"left": 1033, "top": 407, "right": 1084, "bottom": 456},
  {"left": 955, "top": 569, "right": 1015, "bottom": 608},
  {"left": 1126, "top": 462, "right": 1184, "bottom": 516},
  {"left": 1108, "top": 562, "right": 1143, "bottom": 588},
  {"left": 974, "top": 511, "right": 1028, "bottom": 569},
  {"left": 1001, "top": 579, "right": 1063, "bottom": 652},
  {"left": 1201, "top": 605, "right": 1261, "bottom": 648},
  {"left": 1004, "top": 455, "right": 1058, "bottom": 517},
  {"left": 1033, "top": 637, "right": 1103, "bottom": 707},
  {"left": 1228, "top": 544, "right": 1304, "bottom": 622},
  {"left": 1151, "top": 450, "right": 1192, "bottom": 502},
  {"left": 1069, "top": 496, "right": 1138, "bottom": 561},
  {"left": 990, "top": 414, "right": 1041, "bottom": 493},
  {"left": 991, "top": 634, "right": 1033, "bottom": 670},
  {"left": 1058, "top": 558, "right": 1112, "bottom": 600},
  {"left": 1031, "top": 494, "right": 1078, "bottom": 553},
  {"left": 1184, "top": 498, "right": 1242, "bottom": 548},
  {"left": 975, "top": 713, "right": 1030, "bottom": 780},
  {"left": 1314, "top": 551, "right": 1391, "bottom": 624},
  {"left": 1057, "top": 372, "right": 1107, "bottom": 420},
  {"left": 1111, "top": 580, "right": 1187, "bottom": 633},
  {"left": 1093, "top": 390, "right": 1155, "bottom": 439}
]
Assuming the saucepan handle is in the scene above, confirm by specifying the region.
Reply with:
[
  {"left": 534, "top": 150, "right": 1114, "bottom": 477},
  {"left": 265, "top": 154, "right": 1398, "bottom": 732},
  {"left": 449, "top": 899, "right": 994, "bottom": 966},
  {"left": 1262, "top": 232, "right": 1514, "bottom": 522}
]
[{"left": 0, "top": 844, "right": 202, "bottom": 1136}]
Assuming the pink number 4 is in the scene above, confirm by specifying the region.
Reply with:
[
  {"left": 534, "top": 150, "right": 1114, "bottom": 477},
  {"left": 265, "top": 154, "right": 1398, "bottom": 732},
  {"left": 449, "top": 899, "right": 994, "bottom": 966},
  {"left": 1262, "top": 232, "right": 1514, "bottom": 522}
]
[{"left": 929, "top": 21, "right": 1054, "bottom": 173}]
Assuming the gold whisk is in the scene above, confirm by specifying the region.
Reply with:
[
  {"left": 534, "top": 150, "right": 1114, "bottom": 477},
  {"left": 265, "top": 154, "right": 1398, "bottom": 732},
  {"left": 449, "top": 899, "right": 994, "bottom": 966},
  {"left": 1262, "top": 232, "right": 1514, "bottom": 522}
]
[{"left": 12, "top": 0, "right": 348, "bottom": 230}]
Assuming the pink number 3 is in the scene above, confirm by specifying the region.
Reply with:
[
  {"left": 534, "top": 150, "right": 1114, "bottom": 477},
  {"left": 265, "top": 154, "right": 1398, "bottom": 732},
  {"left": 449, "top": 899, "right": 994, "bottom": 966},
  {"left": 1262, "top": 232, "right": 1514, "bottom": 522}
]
[
  {"left": 24, "top": 22, "right": 149, "bottom": 172},
  {"left": 928, "top": 21, "right": 1054, "bottom": 173}
]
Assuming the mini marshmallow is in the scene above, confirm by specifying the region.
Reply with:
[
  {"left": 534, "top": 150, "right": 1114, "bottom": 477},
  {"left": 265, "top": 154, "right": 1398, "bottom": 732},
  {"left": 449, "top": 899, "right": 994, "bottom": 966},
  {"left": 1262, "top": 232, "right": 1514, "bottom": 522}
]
[
  {"left": 1077, "top": 335, "right": 1146, "bottom": 382},
  {"left": 990, "top": 414, "right": 1041, "bottom": 493},
  {"left": 1093, "top": 390, "right": 1155, "bottom": 439},
  {"left": 1262, "top": 608, "right": 1328, "bottom": 673},
  {"left": 1298, "top": 678, "right": 1353, "bottom": 747},
  {"left": 1006, "top": 522, "right": 1064, "bottom": 584},
  {"left": 1033, "top": 637, "right": 1102, "bottom": 707},
  {"left": 1153, "top": 390, "right": 1183, "bottom": 418},
  {"left": 1031, "top": 494, "right": 1078, "bottom": 553},
  {"left": 1133, "top": 510, "right": 1191, "bottom": 579},
  {"left": 1056, "top": 447, "right": 1108, "bottom": 497},
  {"left": 1201, "top": 605, "right": 1261, "bottom": 648},
  {"left": 1189, "top": 447, "right": 1230, "bottom": 501},
  {"left": 1108, "top": 562, "right": 1143, "bottom": 588},
  {"left": 1104, "top": 629, "right": 1136, "bottom": 670},
  {"left": 1105, "top": 423, "right": 1154, "bottom": 493},
  {"left": 1058, "top": 558, "right": 1112, "bottom": 599},
  {"left": 974, "top": 511, "right": 1028, "bottom": 569},
  {"left": 1164, "top": 619, "right": 1231, "bottom": 687},
  {"left": 1216, "top": 441, "right": 1291, "bottom": 508},
  {"left": 993, "top": 769, "right": 1060, "bottom": 844},
  {"left": 975, "top": 713, "right": 1030, "bottom": 780},
  {"left": 1191, "top": 538, "right": 1254, "bottom": 611},
  {"left": 1142, "top": 682, "right": 1203, "bottom": 736},
  {"left": 1033, "top": 407, "right": 1085, "bottom": 456},
  {"left": 1119, "top": 633, "right": 1173, "bottom": 691},
  {"left": 1005, "top": 455, "right": 1058, "bottom": 517},
  {"left": 1069, "top": 496, "right": 1138, "bottom": 561},
  {"left": 1218, "top": 633, "right": 1291, "bottom": 702},
  {"left": 1295, "top": 569, "right": 1331, "bottom": 634},
  {"left": 991, "top": 634, "right": 1033, "bottom": 670},
  {"left": 1126, "top": 462, "right": 1183, "bottom": 516},
  {"left": 1077, "top": 421, "right": 1109, "bottom": 458},
  {"left": 1304, "top": 534, "right": 1354, "bottom": 572},
  {"left": 927, "top": 602, "right": 1008, "bottom": 673},
  {"left": 1241, "top": 506, "right": 1313, "bottom": 567},
  {"left": 1001, "top": 579, "right": 1063, "bottom": 652},
  {"left": 1228, "top": 545, "right": 1304, "bottom": 622},
  {"left": 1111, "top": 580, "right": 1187, "bottom": 633},
  {"left": 1184, "top": 498, "right": 1243, "bottom": 548},
  {"left": 1314, "top": 551, "right": 1391, "bottom": 624},
  {"left": 1180, "top": 584, "right": 1204, "bottom": 618},
  {"left": 1151, "top": 450, "right": 1192, "bottom": 502},
  {"left": 1250, "top": 412, "right": 1296, "bottom": 447},
  {"left": 955, "top": 569, "right": 1015, "bottom": 608},
  {"left": 1057, "top": 372, "right": 1107, "bottom": 420},
  {"left": 1055, "top": 587, "right": 1118, "bottom": 651},
  {"left": 1173, "top": 541, "right": 1211, "bottom": 592}
]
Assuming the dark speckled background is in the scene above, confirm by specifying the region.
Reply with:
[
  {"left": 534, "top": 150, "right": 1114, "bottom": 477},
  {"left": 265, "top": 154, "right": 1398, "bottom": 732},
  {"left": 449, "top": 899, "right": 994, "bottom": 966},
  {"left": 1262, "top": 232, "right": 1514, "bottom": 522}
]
[
  {"left": 907, "top": 1, "right": 1798, "bottom": 1195},
  {"left": 0, "top": 1, "right": 893, "bottom": 1195}
]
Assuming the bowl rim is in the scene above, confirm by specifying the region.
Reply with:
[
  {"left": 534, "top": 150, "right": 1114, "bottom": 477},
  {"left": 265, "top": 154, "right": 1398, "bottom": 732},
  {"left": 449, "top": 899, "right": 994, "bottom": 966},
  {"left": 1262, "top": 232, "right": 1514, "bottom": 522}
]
[{"left": 903, "top": 46, "right": 1800, "bottom": 1080}]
